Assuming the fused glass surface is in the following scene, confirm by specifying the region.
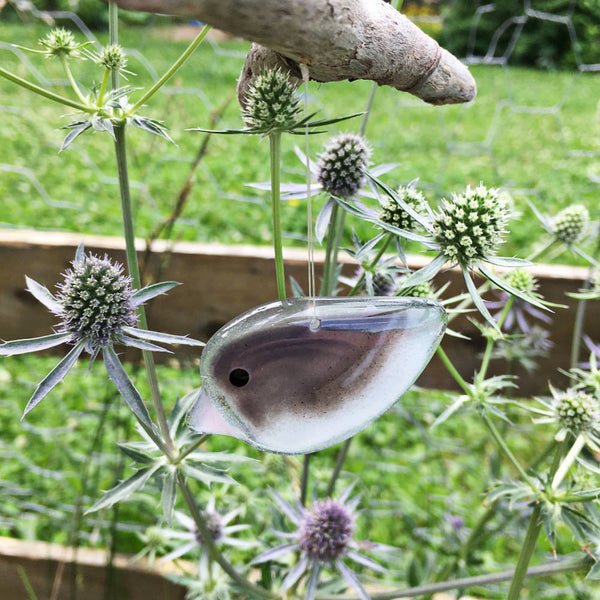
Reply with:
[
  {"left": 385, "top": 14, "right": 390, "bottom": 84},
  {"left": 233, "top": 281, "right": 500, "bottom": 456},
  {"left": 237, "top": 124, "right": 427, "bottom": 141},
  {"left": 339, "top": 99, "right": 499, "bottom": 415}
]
[{"left": 188, "top": 297, "right": 447, "bottom": 454}]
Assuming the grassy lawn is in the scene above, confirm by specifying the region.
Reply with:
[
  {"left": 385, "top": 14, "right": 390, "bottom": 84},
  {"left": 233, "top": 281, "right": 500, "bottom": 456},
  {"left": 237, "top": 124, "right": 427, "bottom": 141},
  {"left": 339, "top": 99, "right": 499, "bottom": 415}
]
[
  {"left": 0, "top": 20, "right": 599, "bottom": 263},
  {"left": 0, "top": 355, "right": 590, "bottom": 598}
]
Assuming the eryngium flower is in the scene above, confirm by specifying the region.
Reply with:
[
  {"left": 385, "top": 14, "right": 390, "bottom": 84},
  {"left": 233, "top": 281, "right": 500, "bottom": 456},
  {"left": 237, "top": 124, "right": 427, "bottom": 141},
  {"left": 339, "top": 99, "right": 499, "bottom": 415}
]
[
  {"left": 160, "top": 503, "right": 255, "bottom": 573},
  {"left": 252, "top": 486, "right": 391, "bottom": 600},
  {"left": 0, "top": 244, "right": 204, "bottom": 417},
  {"left": 554, "top": 390, "right": 600, "bottom": 436},
  {"left": 379, "top": 184, "right": 427, "bottom": 231},
  {"left": 551, "top": 204, "right": 589, "bottom": 245},
  {"left": 57, "top": 253, "right": 137, "bottom": 350},
  {"left": 39, "top": 28, "right": 85, "bottom": 58},
  {"left": 485, "top": 269, "right": 551, "bottom": 334},
  {"left": 317, "top": 133, "right": 371, "bottom": 199},
  {"left": 242, "top": 68, "right": 302, "bottom": 133},
  {"left": 297, "top": 498, "right": 355, "bottom": 561},
  {"left": 400, "top": 281, "right": 435, "bottom": 298},
  {"left": 531, "top": 386, "right": 600, "bottom": 450},
  {"left": 432, "top": 184, "right": 510, "bottom": 266},
  {"left": 504, "top": 268, "right": 537, "bottom": 296},
  {"left": 97, "top": 44, "right": 127, "bottom": 72}
]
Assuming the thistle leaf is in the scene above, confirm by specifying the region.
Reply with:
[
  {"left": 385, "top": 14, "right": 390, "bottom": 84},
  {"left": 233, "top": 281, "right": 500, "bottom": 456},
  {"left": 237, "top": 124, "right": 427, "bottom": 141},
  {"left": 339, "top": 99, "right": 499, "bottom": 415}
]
[
  {"left": 161, "top": 466, "right": 178, "bottom": 526},
  {"left": 86, "top": 464, "right": 161, "bottom": 513},
  {"left": 22, "top": 341, "right": 85, "bottom": 417},
  {"left": 131, "top": 281, "right": 180, "bottom": 305},
  {"left": 102, "top": 345, "right": 153, "bottom": 429},
  {"left": 25, "top": 276, "right": 62, "bottom": 312},
  {"left": 60, "top": 120, "right": 92, "bottom": 152},
  {"left": 0, "top": 332, "right": 71, "bottom": 356},
  {"left": 118, "top": 334, "right": 171, "bottom": 353},
  {"left": 121, "top": 327, "right": 205, "bottom": 347}
]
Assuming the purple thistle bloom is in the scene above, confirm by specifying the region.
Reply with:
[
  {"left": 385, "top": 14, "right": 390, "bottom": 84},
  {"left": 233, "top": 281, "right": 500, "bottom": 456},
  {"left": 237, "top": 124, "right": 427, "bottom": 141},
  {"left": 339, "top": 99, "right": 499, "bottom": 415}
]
[
  {"left": 252, "top": 485, "right": 394, "bottom": 600},
  {"left": 316, "top": 133, "right": 371, "bottom": 200},
  {"left": 486, "top": 289, "right": 552, "bottom": 335},
  {"left": 297, "top": 498, "right": 355, "bottom": 562}
]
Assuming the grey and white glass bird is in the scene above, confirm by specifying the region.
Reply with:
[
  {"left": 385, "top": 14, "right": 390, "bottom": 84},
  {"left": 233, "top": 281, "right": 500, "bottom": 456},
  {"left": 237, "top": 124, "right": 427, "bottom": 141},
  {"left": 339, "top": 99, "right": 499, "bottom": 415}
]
[{"left": 188, "top": 297, "right": 446, "bottom": 454}]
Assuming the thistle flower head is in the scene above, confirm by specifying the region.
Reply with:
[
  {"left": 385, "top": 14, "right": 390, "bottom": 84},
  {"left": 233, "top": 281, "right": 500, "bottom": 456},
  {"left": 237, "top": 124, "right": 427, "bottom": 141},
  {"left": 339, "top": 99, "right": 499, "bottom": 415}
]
[
  {"left": 39, "top": 28, "right": 83, "bottom": 58},
  {"left": 242, "top": 68, "right": 302, "bottom": 132},
  {"left": 316, "top": 133, "right": 371, "bottom": 199},
  {"left": 253, "top": 487, "right": 391, "bottom": 599},
  {"left": 195, "top": 511, "right": 225, "bottom": 545},
  {"left": 551, "top": 204, "right": 589, "bottom": 245},
  {"left": 57, "top": 253, "right": 137, "bottom": 350},
  {"left": 553, "top": 389, "right": 600, "bottom": 435},
  {"left": 504, "top": 268, "right": 538, "bottom": 296},
  {"left": 379, "top": 184, "right": 427, "bottom": 231},
  {"left": 144, "top": 526, "right": 168, "bottom": 551},
  {"left": 297, "top": 498, "right": 355, "bottom": 562},
  {"left": 401, "top": 281, "right": 435, "bottom": 298},
  {"left": 432, "top": 185, "right": 510, "bottom": 266},
  {"left": 98, "top": 44, "right": 127, "bottom": 72}
]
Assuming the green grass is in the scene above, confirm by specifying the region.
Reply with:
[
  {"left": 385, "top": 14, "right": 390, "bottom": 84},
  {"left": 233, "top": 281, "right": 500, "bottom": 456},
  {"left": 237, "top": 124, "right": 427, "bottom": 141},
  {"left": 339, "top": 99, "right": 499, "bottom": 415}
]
[
  {"left": 0, "top": 355, "right": 594, "bottom": 599},
  {"left": 1, "top": 21, "right": 599, "bottom": 264}
]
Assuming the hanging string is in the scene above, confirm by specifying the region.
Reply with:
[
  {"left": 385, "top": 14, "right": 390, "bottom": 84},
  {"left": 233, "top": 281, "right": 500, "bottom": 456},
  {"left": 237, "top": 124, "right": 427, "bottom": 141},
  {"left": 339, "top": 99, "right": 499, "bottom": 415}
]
[{"left": 299, "top": 63, "right": 319, "bottom": 328}]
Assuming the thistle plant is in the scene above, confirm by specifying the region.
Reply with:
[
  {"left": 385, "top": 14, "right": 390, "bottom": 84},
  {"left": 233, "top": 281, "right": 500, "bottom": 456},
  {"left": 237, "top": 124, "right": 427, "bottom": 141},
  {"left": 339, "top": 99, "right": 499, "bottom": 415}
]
[
  {"left": 2, "top": 6, "right": 600, "bottom": 600},
  {"left": 0, "top": 245, "right": 203, "bottom": 417},
  {"left": 252, "top": 487, "right": 392, "bottom": 600}
]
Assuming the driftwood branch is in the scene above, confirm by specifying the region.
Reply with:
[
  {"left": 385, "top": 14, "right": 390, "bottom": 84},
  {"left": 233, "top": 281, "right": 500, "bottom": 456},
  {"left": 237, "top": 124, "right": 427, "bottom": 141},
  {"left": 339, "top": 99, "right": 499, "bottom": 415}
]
[{"left": 110, "top": 0, "right": 476, "bottom": 106}]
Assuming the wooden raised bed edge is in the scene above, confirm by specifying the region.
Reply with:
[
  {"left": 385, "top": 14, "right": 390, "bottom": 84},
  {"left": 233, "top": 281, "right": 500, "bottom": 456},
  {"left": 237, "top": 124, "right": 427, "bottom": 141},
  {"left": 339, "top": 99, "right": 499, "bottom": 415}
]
[
  {"left": 0, "top": 536, "right": 476, "bottom": 600},
  {"left": 0, "top": 229, "right": 595, "bottom": 396}
]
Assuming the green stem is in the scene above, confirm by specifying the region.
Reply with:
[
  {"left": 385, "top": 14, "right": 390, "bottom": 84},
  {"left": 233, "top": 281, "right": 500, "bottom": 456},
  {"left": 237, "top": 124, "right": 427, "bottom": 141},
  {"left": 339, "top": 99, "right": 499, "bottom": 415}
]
[
  {"left": 131, "top": 25, "right": 211, "bottom": 113},
  {"left": 316, "top": 557, "right": 588, "bottom": 600},
  {"left": 177, "top": 474, "right": 275, "bottom": 599},
  {"left": 526, "top": 239, "right": 557, "bottom": 263},
  {"left": 551, "top": 434, "right": 586, "bottom": 490},
  {"left": 358, "top": 82, "right": 378, "bottom": 137},
  {"left": 113, "top": 124, "right": 175, "bottom": 455},
  {"left": 269, "top": 132, "right": 286, "bottom": 299},
  {"left": 506, "top": 504, "right": 543, "bottom": 600},
  {"left": 300, "top": 454, "right": 311, "bottom": 506},
  {"left": 348, "top": 235, "right": 392, "bottom": 297},
  {"left": 436, "top": 346, "right": 472, "bottom": 396},
  {"left": 0, "top": 66, "right": 91, "bottom": 112},
  {"left": 174, "top": 434, "right": 210, "bottom": 464},
  {"left": 478, "top": 296, "right": 513, "bottom": 379},
  {"left": 61, "top": 56, "right": 89, "bottom": 105},
  {"left": 481, "top": 413, "right": 538, "bottom": 494},
  {"left": 326, "top": 437, "right": 352, "bottom": 497},
  {"left": 97, "top": 68, "right": 110, "bottom": 107},
  {"left": 321, "top": 202, "right": 340, "bottom": 296},
  {"left": 17, "top": 566, "right": 38, "bottom": 600}
]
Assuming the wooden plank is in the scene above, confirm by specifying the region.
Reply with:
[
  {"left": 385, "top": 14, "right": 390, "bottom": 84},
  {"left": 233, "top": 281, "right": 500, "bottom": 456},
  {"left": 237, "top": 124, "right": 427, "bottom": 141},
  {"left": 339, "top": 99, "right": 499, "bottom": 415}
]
[
  {"left": 0, "top": 536, "right": 185, "bottom": 600},
  {"left": 0, "top": 229, "right": 595, "bottom": 395}
]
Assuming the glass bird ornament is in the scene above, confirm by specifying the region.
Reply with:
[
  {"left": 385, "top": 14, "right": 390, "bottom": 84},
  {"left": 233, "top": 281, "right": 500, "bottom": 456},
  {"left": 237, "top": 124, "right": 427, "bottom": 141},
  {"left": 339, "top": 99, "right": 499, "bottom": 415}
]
[{"left": 188, "top": 297, "right": 446, "bottom": 454}]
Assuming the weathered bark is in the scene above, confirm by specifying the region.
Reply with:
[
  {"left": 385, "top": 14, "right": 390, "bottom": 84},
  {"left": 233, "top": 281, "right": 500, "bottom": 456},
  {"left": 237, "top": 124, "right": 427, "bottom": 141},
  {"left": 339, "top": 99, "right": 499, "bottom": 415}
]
[{"left": 110, "top": 0, "right": 476, "bottom": 106}]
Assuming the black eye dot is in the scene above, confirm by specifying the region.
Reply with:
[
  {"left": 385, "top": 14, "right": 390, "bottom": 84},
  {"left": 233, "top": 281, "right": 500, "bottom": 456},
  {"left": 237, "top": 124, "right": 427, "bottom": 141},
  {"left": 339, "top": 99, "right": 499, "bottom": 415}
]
[{"left": 229, "top": 368, "right": 250, "bottom": 387}]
